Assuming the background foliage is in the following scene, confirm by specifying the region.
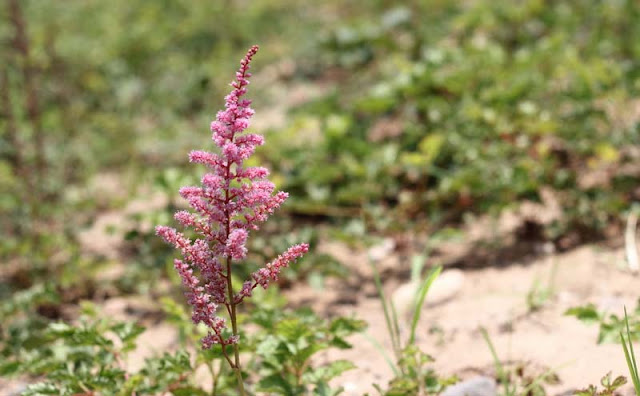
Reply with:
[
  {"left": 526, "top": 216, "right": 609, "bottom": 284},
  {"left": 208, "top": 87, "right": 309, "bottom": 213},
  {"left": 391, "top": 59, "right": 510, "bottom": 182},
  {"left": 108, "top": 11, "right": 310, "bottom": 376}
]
[{"left": 1, "top": 0, "right": 639, "bottom": 394}]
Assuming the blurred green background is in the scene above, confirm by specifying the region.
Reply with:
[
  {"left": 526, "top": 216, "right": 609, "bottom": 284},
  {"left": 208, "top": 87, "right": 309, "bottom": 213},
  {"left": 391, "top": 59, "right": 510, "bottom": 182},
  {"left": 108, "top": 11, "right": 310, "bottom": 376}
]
[{"left": 1, "top": 0, "right": 639, "bottom": 318}]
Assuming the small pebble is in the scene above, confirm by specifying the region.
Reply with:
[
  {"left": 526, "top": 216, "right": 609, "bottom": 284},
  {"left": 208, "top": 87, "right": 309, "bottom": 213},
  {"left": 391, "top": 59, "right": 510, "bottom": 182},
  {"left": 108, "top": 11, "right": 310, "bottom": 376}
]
[{"left": 441, "top": 376, "right": 497, "bottom": 396}]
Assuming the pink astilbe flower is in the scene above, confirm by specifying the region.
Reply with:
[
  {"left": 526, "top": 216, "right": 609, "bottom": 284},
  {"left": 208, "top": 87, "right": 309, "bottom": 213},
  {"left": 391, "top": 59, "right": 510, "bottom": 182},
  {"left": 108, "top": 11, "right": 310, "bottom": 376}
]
[{"left": 156, "top": 45, "right": 308, "bottom": 357}]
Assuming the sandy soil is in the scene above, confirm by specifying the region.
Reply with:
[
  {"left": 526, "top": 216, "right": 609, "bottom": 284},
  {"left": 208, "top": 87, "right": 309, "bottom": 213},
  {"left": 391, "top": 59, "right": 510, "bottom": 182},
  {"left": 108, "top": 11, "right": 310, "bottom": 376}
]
[
  {"left": 81, "top": 202, "right": 639, "bottom": 396},
  {"left": 305, "top": 240, "right": 639, "bottom": 395},
  {"left": 103, "top": 233, "right": 638, "bottom": 396}
]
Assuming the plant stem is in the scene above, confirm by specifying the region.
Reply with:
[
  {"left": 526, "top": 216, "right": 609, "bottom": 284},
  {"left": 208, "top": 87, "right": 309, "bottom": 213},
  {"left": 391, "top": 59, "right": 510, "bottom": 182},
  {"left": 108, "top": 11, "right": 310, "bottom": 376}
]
[
  {"left": 621, "top": 306, "right": 640, "bottom": 394},
  {"left": 226, "top": 257, "right": 245, "bottom": 395},
  {"left": 480, "top": 327, "right": 513, "bottom": 396},
  {"left": 369, "top": 259, "right": 402, "bottom": 362},
  {"left": 409, "top": 266, "right": 441, "bottom": 345}
]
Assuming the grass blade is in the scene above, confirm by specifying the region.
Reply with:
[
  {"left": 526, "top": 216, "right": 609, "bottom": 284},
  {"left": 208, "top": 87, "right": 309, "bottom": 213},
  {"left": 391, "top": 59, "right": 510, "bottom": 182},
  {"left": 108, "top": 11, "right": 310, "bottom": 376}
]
[
  {"left": 480, "top": 326, "right": 516, "bottom": 396},
  {"left": 408, "top": 266, "right": 442, "bottom": 345},
  {"left": 621, "top": 306, "right": 640, "bottom": 394},
  {"left": 480, "top": 327, "right": 505, "bottom": 380},
  {"left": 369, "top": 259, "right": 401, "bottom": 359},
  {"left": 362, "top": 332, "right": 401, "bottom": 377},
  {"left": 410, "top": 254, "right": 426, "bottom": 283},
  {"left": 388, "top": 297, "right": 402, "bottom": 353}
]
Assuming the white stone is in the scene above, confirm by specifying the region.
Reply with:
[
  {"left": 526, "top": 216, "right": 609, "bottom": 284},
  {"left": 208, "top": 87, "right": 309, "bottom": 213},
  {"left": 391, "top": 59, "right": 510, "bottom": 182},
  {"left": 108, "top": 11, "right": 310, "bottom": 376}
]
[
  {"left": 441, "top": 376, "right": 497, "bottom": 396},
  {"left": 391, "top": 269, "right": 464, "bottom": 318}
]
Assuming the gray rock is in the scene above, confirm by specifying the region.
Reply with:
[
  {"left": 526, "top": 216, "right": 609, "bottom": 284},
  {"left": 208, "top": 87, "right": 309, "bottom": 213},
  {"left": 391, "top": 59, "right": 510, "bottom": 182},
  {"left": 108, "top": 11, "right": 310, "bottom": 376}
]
[{"left": 441, "top": 376, "right": 497, "bottom": 396}]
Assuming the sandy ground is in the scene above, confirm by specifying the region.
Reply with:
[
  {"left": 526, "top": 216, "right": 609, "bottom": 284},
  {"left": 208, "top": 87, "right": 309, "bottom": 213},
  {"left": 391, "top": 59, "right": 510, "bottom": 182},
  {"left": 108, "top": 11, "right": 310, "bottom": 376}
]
[
  {"left": 306, "top": 241, "right": 639, "bottom": 395},
  {"left": 104, "top": 235, "right": 639, "bottom": 395}
]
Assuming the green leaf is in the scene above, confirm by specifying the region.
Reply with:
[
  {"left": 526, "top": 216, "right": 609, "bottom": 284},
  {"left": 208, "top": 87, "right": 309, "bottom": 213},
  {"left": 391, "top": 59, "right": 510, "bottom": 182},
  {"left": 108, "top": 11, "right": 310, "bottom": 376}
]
[
  {"left": 574, "top": 385, "right": 597, "bottom": 396},
  {"left": 621, "top": 306, "right": 640, "bottom": 394},
  {"left": 329, "top": 336, "right": 352, "bottom": 349},
  {"left": 257, "top": 374, "right": 295, "bottom": 396},
  {"left": 372, "top": 383, "right": 384, "bottom": 395},
  {"left": 386, "top": 376, "right": 418, "bottom": 396},
  {"left": 565, "top": 304, "right": 600, "bottom": 323},
  {"left": 0, "top": 284, "right": 59, "bottom": 318},
  {"left": 22, "top": 382, "right": 65, "bottom": 396},
  {"left": 329, "top": 317, "right": 367, "bottom": 335},
  {"left": 313, "top": 381, "right": 344, "bottom": 396},
  {"left": 172, "top": 387, "right": 210, "bottom": 396},
  {"left": 409, "top": 266, "right": 442, "bottom": 345},
  {"left": 610, "top": 375, "right": 627, "bottom": 390},
  {"left": 277, "top": 318, "right": 311, "bottom": 341},
  {"left": 47, "top": 322, "right": 73, "bottom": 335},
  {"left": 294, "top": 342, "right": 327, "bottom": 364},
  {"left": 320, "top": 360, "right": 356, "bottom": 381},
  {"left": 0, "top": 361, "right": 21, "bottom": 376},
  {"left": 111, "top": 322, "right": 145, "bottom": 351},
  {"left": 418, "top": 133, "right": 445, "bottom": 164}
]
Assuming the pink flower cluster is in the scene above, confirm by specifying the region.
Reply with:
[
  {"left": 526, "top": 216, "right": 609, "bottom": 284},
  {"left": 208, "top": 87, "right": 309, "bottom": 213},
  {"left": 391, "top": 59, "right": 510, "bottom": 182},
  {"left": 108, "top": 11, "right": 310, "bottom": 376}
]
[{"left": 156, "top": 45, "right": 308, "bottom": 349}]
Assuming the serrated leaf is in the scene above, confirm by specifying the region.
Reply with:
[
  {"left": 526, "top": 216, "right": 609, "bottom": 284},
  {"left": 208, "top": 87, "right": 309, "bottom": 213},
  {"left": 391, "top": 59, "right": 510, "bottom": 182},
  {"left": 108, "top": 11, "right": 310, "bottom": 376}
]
[
  {"left": 120, "top": 373, "right": 144, "bottom": 396},
  {"left": 256, "top": 335, "right": 280, "bottom": 357},
  {"left": 321, "top": 360, "right": 356, "bottom": 381},
  {"left": 257, "top": 373, "right": 294, "bottom": 395},
  {"left": 610, "top": 375, "right": 627, "bottom": 389},
  {"left": 111, "top": 322, "right": 145, "bottom": 351},
  {"left": 313, "top": 380, "right": 344, "bottom": 396},
  {"left": 329, "top": 317, "right": 367, "bottom": 335},
  {"left": 277, "top": 318, "right": 310, "bottom": 342},
  {"left": 294, "top": 343, "right": 326, "bottom": 364}
]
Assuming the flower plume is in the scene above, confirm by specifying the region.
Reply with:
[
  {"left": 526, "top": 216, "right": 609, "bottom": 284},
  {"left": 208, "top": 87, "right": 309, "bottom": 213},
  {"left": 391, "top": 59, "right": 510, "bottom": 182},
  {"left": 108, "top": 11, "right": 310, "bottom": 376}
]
[{"left": 156, "top": 45, "right": 308, "bottom": 349}]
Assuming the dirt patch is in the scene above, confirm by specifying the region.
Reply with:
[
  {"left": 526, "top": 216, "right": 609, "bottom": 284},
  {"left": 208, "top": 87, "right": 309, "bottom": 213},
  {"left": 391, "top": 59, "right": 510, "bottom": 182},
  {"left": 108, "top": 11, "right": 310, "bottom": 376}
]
[{"left": 297, "top": 241, "right": 639, "bottom": 395}]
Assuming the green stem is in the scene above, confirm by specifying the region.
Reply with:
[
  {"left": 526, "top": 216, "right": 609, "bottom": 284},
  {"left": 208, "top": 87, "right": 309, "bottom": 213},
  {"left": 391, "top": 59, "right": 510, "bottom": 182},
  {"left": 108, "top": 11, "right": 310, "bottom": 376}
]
[
  {"left": 480, "top": 327, "right": 512, "bottom": 396},
  {"left": 369, "top": 259, "right": 401, "bottom": 362},
  {"left": 226, "top": 257, "right": 245, "bottom": 396}
]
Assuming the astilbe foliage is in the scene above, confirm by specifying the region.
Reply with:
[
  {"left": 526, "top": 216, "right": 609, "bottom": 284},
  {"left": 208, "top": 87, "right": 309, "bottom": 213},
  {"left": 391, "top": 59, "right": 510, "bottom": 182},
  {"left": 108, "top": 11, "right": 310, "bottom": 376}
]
[{"left": 156, "top": 46, "right": 308, "bottom": 367}]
